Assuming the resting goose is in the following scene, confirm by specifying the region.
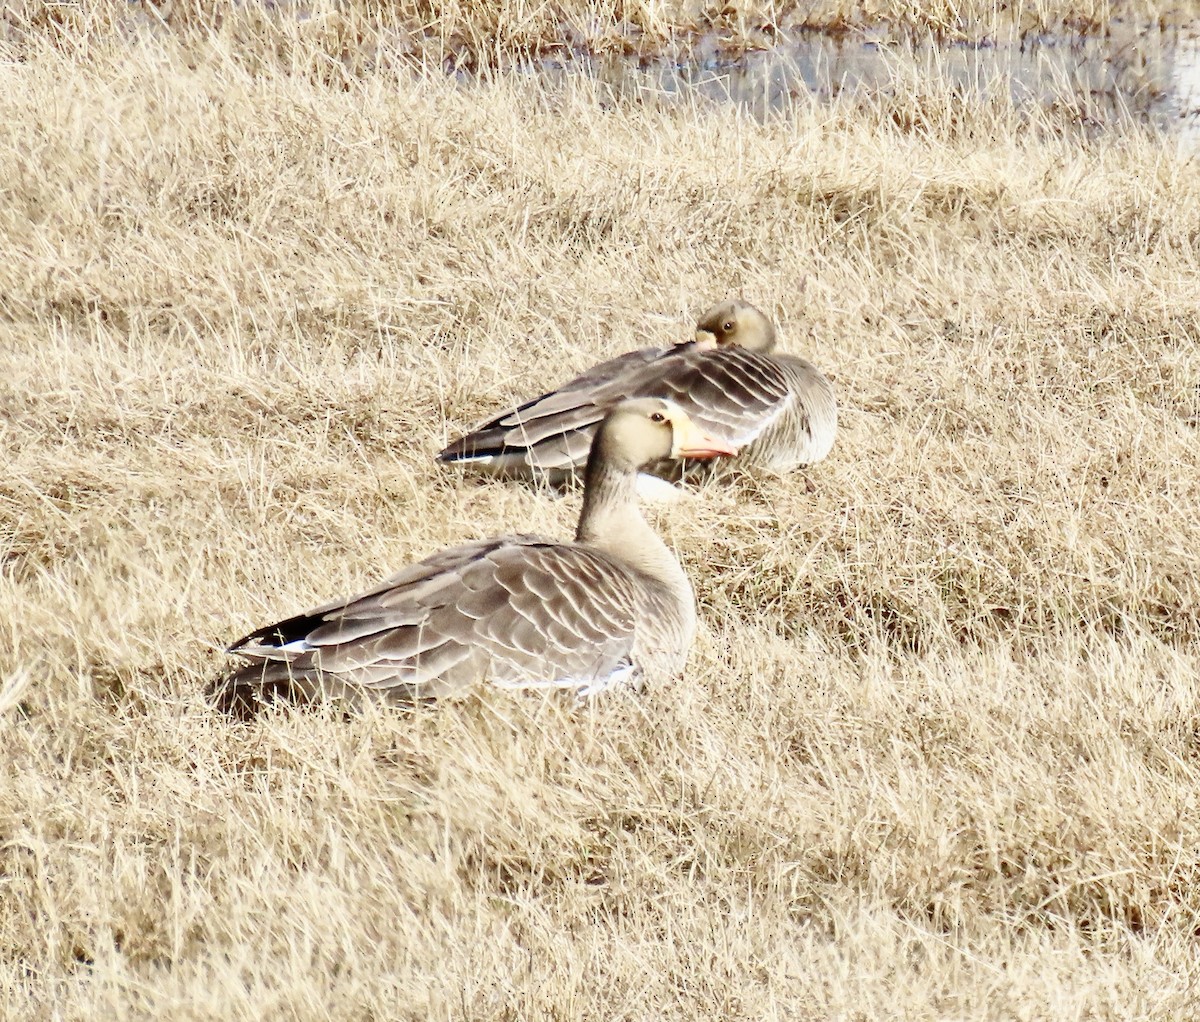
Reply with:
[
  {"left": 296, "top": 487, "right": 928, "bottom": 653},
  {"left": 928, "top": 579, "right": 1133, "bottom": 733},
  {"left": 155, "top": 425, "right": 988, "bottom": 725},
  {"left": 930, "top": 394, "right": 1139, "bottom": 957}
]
[
  {"left": 437, "top": 299, "right": 836, "bottom": 483},
  {"left": 210, "top": 399, "right": 736, "bottom": 714}
]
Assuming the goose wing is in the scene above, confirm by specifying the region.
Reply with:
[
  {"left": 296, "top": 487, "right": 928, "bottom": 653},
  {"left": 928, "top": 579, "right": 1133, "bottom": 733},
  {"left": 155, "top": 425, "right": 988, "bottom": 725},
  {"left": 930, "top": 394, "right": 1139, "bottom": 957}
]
[
  {"left": 643, "top": 347, "right": 794, "bottom": 447},
  {"left": 437, "top": 344, "right": 690, "bottom": 474},
  {"left": 215, "top": 536, "right": 648, "bottom": 709},
  {"left": 438, "top": 345, "right": 792, "bottom": 476}
]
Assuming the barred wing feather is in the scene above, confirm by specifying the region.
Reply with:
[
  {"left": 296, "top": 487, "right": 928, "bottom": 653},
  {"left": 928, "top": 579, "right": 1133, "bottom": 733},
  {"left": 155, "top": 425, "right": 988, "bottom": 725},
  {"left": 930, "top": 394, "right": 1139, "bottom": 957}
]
[
  {"left": 219, "top": 537, "right": 649, "bottom": 707},
  {"left": 439, "top": 345, "right": 792, "bottom": 476}
]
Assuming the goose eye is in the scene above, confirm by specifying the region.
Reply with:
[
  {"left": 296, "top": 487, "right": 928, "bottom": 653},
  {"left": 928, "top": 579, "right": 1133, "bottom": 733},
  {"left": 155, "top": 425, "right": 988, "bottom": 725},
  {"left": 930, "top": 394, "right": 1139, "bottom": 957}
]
[
  {"left": 722, "top": 320, "right": 735, "bottom": 332},
  {"left": 649, "top": 412, "right": 666, "bottom": 423}
]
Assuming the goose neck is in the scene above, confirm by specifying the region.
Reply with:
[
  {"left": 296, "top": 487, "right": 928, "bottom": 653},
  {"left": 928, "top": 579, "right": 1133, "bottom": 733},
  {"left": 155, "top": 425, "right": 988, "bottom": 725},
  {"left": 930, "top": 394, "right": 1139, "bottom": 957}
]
[
  {"left": 575, "top": 461, "right": 689, "bottom": 595},
  {"left": 576, "top": 457, "right": 639, "bottom": 545}
]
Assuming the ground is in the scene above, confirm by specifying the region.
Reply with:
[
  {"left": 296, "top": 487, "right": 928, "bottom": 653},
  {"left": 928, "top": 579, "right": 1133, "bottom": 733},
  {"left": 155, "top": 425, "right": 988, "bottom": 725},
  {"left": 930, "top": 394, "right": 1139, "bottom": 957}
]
[{"left": 1, "top": 7, "right": 1200, "bottom": 1020}]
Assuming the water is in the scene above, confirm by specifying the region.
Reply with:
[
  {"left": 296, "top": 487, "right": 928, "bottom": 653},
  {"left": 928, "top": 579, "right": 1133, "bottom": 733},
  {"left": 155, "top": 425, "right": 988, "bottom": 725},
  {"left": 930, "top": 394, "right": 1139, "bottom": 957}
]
[{"left": 513, "top": 26, "right": 1200, "bottom": 140}]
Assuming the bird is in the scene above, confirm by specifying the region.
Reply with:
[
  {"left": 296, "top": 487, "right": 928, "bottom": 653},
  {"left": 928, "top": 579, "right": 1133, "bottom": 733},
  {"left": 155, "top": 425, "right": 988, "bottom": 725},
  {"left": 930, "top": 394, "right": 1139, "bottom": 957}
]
[
  {"left": 209, "top": 399, "right": 738, "bottom": 714},
  {"left": 436, "top": 299, "right": 836, "bottom": 484}
]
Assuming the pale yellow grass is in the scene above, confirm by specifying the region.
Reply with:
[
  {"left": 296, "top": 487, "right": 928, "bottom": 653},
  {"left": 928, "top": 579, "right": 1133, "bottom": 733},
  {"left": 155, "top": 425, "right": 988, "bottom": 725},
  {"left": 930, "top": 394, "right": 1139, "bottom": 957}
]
[{"left": 2, "top": 24, "right": 1200, "bottom": 1022}]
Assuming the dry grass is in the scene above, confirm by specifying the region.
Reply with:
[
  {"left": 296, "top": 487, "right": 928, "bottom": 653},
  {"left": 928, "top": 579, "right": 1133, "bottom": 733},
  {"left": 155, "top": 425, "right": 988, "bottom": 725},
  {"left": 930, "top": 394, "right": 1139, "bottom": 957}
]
[{"left": 3, "top": 19, "right": 1200, "bottom": 1022}]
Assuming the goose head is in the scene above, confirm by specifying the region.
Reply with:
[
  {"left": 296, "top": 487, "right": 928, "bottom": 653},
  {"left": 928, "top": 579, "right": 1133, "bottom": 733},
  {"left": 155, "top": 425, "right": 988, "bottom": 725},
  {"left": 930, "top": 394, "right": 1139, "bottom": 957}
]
[
  {"left": 592, "top": 398, "right": 738, "bottom": 473},
  {"left": 693, "top": 300, "right": 777, "bottom": 353}
]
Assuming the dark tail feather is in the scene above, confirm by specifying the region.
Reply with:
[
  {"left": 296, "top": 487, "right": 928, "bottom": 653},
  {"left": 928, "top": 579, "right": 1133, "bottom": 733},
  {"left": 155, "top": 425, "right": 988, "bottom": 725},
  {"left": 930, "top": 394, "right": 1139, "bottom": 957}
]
[
  {"left": 437, "top": 430, "right": 512, "bottom": 465},
  {"left": 436, "top": 438, "right": 472, "bottom": 463}
]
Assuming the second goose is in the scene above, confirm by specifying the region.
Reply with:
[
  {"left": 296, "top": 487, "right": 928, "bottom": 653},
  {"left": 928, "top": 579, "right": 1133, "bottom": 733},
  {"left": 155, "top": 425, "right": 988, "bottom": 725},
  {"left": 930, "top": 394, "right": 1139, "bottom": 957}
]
[{"left": 438, "top": 299, "right": 837, "bottom": 483}]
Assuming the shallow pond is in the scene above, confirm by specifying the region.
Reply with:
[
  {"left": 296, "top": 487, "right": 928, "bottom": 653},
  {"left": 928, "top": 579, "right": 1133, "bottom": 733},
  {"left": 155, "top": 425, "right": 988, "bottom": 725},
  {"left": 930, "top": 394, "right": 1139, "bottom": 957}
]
[{"left": 501, "top": 25, "right": 1200, "bottom": 142}]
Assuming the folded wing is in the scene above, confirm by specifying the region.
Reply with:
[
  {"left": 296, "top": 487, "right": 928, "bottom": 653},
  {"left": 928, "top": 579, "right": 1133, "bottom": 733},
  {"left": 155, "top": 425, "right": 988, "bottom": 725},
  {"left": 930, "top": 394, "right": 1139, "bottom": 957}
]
[
  {"left": 213, "top": 537, "right": 648, "bottom": 710},
  {"left": 438, "top": 345, "right": 792, "bottom": 478}
]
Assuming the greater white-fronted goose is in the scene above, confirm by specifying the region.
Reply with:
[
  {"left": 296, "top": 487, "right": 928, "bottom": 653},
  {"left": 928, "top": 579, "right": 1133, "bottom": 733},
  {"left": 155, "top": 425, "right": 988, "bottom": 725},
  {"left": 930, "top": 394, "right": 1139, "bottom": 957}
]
[
  {"left": 437, "top": 299, "right": 837, "bottom": 483},
  {"left": 210, "top": 399, "right": 737, "bottom": 714}
]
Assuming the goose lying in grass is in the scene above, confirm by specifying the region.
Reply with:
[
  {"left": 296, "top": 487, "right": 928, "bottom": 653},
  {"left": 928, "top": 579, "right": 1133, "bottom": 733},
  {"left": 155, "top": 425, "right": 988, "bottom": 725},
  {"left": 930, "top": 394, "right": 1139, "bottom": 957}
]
[
  {"left": 437, "top": 299, "right": 836, "bottom": 484},
  {"left": 210, "top": 399, "right": 737, "bottom": 714}
]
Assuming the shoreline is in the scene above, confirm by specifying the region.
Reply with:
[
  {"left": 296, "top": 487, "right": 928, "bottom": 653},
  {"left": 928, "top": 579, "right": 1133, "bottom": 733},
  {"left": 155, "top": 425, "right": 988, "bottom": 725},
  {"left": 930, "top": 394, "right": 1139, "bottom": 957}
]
[{"left": 5, "top": 0, "right": 1200, "bottom": 65}]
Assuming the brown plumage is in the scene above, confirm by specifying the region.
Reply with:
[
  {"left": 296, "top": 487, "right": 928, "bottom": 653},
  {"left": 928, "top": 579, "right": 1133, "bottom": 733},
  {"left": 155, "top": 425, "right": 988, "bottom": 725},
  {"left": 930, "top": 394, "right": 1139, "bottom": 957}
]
[
  {"left": 209, "top": 399, "right": 737, "bottom": 715},
  {"left": 437, "top": 299, "right": 837, "bottom": 483}
]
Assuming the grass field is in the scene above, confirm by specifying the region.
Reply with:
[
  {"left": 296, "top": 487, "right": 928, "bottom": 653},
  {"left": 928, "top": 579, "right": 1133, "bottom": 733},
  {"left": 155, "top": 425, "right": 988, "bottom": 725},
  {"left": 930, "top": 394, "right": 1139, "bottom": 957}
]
[{"left": 3, "top": 11, "right": 1200, "bottom": 1021}]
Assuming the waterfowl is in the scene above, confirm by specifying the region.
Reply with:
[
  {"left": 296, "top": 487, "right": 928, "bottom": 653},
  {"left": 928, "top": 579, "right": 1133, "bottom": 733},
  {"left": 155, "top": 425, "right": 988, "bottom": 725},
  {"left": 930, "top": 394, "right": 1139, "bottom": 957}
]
[
  {"left": 210, "top": 399, "right": 737, "bottom": 714},
  {"left": 437, "top": 299, "right": 837, "bottom": 483}
]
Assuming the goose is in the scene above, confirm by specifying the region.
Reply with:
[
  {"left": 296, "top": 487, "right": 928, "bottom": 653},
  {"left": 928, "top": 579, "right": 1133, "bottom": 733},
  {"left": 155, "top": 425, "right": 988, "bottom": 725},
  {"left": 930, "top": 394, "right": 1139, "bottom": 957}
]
[
  {"left": 437, "top": 299, "right": 836, "bottom": 483},
  {"left": 209, "top": 398, "right": 737, "bottom": 714}
]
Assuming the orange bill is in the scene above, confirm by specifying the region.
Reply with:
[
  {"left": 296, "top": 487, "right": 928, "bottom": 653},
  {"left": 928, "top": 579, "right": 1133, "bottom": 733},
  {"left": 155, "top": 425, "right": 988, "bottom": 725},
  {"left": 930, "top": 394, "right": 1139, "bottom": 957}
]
[{"left": 670, "top": 417, "right": 739, "bottom": 459}]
